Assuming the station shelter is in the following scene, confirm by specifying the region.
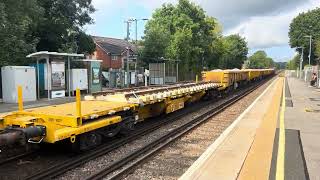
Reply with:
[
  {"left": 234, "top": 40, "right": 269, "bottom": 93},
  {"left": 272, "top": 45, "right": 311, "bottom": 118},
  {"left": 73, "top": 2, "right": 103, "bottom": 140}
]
[
  {"left": 148, "top": 58, "right": 179, "bottom": 85},
  {"left": 26, "top": 51, "right": 102, "bottom": 100}
]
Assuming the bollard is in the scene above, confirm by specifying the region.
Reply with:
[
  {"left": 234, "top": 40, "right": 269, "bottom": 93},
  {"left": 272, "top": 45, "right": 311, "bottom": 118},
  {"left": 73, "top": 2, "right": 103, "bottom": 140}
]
[
  {"left": 17, "top": 86, "right": 23, "bottom": 111},
  {"left": 76, "top": 88, "right": 81, "bottom": 119}
]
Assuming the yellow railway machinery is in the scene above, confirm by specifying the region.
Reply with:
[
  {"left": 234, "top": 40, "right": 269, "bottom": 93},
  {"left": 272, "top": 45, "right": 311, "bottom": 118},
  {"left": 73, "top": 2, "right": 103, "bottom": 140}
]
[
  {"left": 0, "top": 69, "right": 274, "bottom": 150},
  {"left": 242, "top": 69, "right": 274, "bottom": 81},
  {"left": 0, "top": 89, "right": 137, "bottom": 150},
  {"left": 85, "top": 82, "right": 221, "bottom": 121},
  {"left": 0, "top": 82, "right": 221, "bottom": 150},
  {"left": 202, "top": 69, "right": 249, "bottom": 91}
]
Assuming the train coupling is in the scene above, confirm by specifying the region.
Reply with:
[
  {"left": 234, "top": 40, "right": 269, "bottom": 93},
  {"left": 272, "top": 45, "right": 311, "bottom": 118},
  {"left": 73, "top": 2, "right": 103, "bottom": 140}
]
[{"left": 0, "top": 126, "right": 46, "bottom": 147}]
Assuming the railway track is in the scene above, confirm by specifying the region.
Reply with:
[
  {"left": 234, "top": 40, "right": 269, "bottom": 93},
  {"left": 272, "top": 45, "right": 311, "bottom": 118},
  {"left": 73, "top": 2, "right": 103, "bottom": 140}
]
[
  {"left": 16, "top": 76, "right": 272, "bottom": 180},
  {"left": 0, "top": 151, "right": 37, "bottom": 166},
  {"left": 23, "top": 92, "right": 216, "bottom": 180},
  {"left": 86, "top": 77, "right": 272, "bottom": 180}
]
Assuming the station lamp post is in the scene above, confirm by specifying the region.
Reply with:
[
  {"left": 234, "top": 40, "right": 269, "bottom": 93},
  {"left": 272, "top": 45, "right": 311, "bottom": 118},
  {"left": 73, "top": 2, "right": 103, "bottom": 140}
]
[
  {"left": 132, "top": 18, "right": 148, "bottom": 86},
  {"left": 125, "top": 18, "right": 148, "bottom": 87},
  {"left": 304, "top": 35, "right": 312, "bottom": 65},
  {"left": 296, "top": 47, "right": 304, "bottom": 79},
  {"left": 130, "top": 18, "right": 149, "bottom": 44}
]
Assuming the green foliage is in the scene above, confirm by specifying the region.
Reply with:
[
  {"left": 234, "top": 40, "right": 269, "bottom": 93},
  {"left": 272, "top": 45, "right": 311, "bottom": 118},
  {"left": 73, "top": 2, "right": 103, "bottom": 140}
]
[
  {"left": 289, "top": 8, "right": 320, "bottom": 64},
  {"left": 286, "top": 54, "right": 300, "bottom": 70},
  {"left": 0, "top": 0, "right": 96, "bottom": 67},
  {"left": 75, "top": 31, "right": 96, "bottom": 54},
  {"left": 142, "top": 0, "right": 221, "bottom": 80},
  {"left": 34, "top": 0, "right": 96, "bottom": 54},
  {"left": 219, "top": 35, "right": 248, "bottom": 69},
  {"left": 247, "top": 50, "right": 274, "bottom": 68},
  {"left": 315, "top": 40, "right": 320, "bottom": 60},
  {"left": 0, "top": 0, "right": 43, "bottom": 66}
]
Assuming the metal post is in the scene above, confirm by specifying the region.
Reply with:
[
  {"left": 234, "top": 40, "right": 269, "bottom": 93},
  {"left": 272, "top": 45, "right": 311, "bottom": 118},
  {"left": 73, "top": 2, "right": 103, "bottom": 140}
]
[
  {"left": 309, "top": 36, "right": 312, "bottom": 65},
  {"left": 135, "top": 19, "right": 138, "bottom": 45},
  {"left": 300, "top": 49, "right": 304, "bottom": 79},
  {"left": 126, "top": 47, "right": 130, "bottom": 88},
  {"left": 126, "top": 20, "right": 131, "bottom": 88},
  {"left": 163, "top": 62, "right": 166, "bottom": 85},
  {"left": 68, "top": 57, "right": 71, "bottom": 97},
  {"left": 145, "top": 70, "right": 148, "bottom": 87},
  {"left": 135, "top": 19, "right": 138, "bottom": 87},
  {"left": 46, "top": 57, "right": 50, "bottom": 100},
  {"left": 121, "top": 57, "right": 124, "bottom": 88},
  {"left": 76, "top": 88, "right": 82, "bottom": 121},
  {"left": 134, "top": 58, "right": 137, "bottom": 86},
  {"left": 176, "top": 62, "right": 179, "bottom": 82},
  {"left": 17, "top": 86, "right": 23, "bottom": 111},
  {"left": 36, "top": 59, "right": 40, "bottom": 99},
  {"left": 149, "top": 64, "right": 151, "bottom": 86}
]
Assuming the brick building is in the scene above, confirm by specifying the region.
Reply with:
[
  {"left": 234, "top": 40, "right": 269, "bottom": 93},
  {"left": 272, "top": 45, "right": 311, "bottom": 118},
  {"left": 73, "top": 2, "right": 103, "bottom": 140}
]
[
  {"left": 89, "top": 36, "right": 137, "bottom": 71},
  {"left": 88, "top": 36, "right": 138, "bottom": 87}
]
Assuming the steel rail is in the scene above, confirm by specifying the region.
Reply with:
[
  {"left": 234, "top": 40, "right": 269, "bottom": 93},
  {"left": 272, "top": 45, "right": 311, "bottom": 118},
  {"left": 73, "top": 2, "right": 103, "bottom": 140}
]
[
  {"left": 0, "top": 150, "right": 37, "bottom": 166},
  {"left": 24, "top": 90, "right": 217, "bottom": 180},
  {"left": 86, "top": 76, "right": 274, "bottom": 180},
  {"left": 25, "top": 76, "right": 274, "bottom": 180}
]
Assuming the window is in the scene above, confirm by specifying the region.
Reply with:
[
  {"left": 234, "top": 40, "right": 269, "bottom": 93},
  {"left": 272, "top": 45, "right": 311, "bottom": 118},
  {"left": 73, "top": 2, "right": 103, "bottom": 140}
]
[{"left": 111, "top": 55, "right": 117, "bottom": 61}]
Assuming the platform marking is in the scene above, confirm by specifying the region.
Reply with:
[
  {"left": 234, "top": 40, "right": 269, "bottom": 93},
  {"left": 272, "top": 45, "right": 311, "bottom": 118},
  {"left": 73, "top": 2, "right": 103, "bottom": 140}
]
[
  {"left": 276, "top": 78, "right": 286, "bottom": 180},
  {"left": 180, "top": 77, "right": 279, "bottom": 180}
]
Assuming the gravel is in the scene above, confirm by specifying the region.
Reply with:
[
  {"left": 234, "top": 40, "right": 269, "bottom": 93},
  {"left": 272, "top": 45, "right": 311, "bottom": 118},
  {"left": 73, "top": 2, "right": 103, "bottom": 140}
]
[
  {"left": 56, "top": 78, "right": 274, "bottom": 180},
  {"left": 0, "top": 78, "right": 273, "bottom": 180},
  {"left": 57, "top": 99, "right": 224, "bottom": 179},
  {"left": 122, "top": 78, "right": 274, "bottom": 180}
]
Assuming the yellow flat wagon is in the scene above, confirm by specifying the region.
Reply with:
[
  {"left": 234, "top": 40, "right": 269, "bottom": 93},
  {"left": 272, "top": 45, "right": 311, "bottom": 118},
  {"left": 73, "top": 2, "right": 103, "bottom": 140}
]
[
  {"left": 202, "top": 69, "right": 248, "bottom": 90},
  {"left": 0, "top": 82, "right": 221, "bottom": 150}
]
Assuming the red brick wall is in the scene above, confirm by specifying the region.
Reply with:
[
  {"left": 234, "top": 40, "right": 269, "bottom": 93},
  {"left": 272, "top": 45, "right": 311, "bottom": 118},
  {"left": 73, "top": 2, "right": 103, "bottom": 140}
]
[{"left": 95, "top": 45, "right": 122, "bottom": 70}]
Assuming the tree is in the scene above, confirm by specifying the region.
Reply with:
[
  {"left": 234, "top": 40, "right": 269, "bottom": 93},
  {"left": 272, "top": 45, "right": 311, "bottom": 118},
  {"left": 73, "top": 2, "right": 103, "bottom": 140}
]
[
  {"left": 219, "top": 35, "right": 248, "bottom": 69},
  {"left": 315, "top": 40, "right": 320, "bottom": 61},
  {"left": 0, "top": 0, "right": 96, "bottom": 67},
  {"left": 289, "top": 8, "right": 320, "bottom": 65},
  {"left": 286, "top": 55, "right": 300, "bottom": 70},
  {"left": 0, "top": 0, "right": 43, "bottom": 66},
  {"left": 247, "top": 50, "right": 274, "bottom": 68},
  {"left": 75, "top": 31, "right": 96, "bottom": 54},
  {"left": 33, "top": 0, "right": 96, "bottom": 54},
  {"left": 142, "top": 0, "right": 220, "bottom": 80}
]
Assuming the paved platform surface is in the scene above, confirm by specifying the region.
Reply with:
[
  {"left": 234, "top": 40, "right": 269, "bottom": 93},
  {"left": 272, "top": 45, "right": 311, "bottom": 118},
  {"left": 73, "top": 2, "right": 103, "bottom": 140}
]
[
  {"left": 180, "top": 77, "right": 284, "bottom": 180},
  {"left": 180, "top": 75, "right": 320, "bottom": 180},
  {"left": 283, "top": 76, "right": 320, "bottom": 180}
]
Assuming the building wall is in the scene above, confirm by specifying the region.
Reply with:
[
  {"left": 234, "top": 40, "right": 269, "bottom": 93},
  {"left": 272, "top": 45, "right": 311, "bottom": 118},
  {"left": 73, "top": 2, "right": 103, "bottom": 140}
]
[{"left": 94, "top": 45, "right": 122, "bottom": 70}]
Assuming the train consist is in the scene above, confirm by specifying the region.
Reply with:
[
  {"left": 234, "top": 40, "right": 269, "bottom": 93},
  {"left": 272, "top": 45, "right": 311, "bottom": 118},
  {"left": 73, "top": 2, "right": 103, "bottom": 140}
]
[{"left": 0, "top": 69, "right": 274, "bottom": 150}]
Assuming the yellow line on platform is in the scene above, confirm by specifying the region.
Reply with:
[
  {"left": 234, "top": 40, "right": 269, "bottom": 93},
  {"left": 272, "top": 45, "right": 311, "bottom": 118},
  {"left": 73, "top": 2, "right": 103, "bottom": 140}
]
[
  {"left": 238, "top": 77, "right": 283, "bottom": 180},
  {"left": 276, "top": 78, "right": 286, "bottom": 180}
]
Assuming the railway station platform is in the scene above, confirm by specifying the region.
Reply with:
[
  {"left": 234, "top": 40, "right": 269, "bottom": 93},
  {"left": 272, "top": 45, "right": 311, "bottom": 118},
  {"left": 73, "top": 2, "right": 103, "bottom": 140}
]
[{"left": 180, "top": 75, "right": 320, "bottom": 180}]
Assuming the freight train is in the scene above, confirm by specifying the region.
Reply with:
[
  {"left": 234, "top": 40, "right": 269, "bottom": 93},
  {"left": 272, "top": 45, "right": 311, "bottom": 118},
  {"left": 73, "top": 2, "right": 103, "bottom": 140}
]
[{"left": 0, "top": 69, "right": 274, "bottom": 150}]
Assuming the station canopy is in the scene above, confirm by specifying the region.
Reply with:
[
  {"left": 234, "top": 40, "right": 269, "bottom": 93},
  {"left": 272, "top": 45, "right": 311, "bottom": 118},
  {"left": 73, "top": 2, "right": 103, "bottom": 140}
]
[
  {"left": 26, "top": 51, "right": 84, "bottom": 59},
  {"left": 26, "top": 51, "right": 102, "bottom": 100}
]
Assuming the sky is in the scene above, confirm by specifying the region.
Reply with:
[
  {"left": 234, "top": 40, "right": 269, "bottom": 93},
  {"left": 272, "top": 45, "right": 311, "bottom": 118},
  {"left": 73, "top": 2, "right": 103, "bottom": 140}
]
[{"left": 85, "top": 0, "right": 319, "bottom": 62}]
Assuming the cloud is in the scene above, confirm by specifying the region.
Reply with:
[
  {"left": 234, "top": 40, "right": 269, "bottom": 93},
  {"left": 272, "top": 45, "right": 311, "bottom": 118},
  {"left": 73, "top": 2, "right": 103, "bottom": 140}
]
[
  {"left": 89, "top": 0, "right": 319, "bottom": 50},
  {"left": 225, "top": 0, "right": 319, "bottom": 49},
  {"left": 135, "top": 0, "right": 177, "bottom": 10},
  {"left": 226, "top": 14, "right": 291, "bottom": 49},
  {"left": 195, "top": 0, "right": 305, "bottom": 30}
]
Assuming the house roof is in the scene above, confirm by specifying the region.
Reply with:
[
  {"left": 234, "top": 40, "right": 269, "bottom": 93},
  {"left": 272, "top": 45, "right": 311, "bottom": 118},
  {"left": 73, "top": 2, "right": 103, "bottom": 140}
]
[{"left": 93, "top": 36, "right": 137, "bottom": 55}]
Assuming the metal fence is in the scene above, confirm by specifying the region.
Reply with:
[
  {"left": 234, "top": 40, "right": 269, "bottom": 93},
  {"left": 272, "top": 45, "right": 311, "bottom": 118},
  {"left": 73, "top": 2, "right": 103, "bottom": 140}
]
[
  {"left": 149, "top": 62, "right": 178, "bottom": 85},
  {"left": 286, "top": 67, "right": 319, "bottom": 84}
]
